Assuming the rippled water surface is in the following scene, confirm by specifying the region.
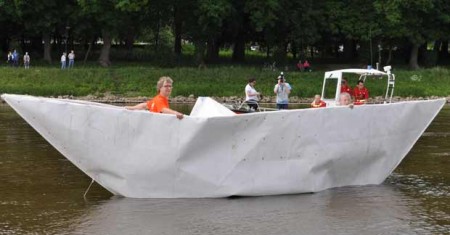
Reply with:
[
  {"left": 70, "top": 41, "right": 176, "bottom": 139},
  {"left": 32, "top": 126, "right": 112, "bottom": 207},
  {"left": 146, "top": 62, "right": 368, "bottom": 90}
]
[{"left": 0, "top": 103, "right": 449, "bottom": 234}]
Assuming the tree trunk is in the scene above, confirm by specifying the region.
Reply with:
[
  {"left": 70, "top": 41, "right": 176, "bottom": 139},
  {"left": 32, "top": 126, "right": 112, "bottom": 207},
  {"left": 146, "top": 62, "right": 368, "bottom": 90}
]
[
  {"left": 343, "top": 39, "right": 356, "bottom": 61},
  {"left": 432, "top": 40, "right": 441, "bottom": 65},
  {"left": 99, "top": 31, "right": 112, "bottom": 67},
  {"left": 386, "top": 45, "right": 393, "bottom": 65},
  {"left": 0, "top": 36, "right": 8, "bottom": 52},
  {"left": 84, "top": 37, "right": 95, "bottom": 64},
  {"left": 206, "top": 37, "right": 219, "bottom": 63},
  {"left": 377, "top": 40, "right": 382, "bottom": 67},
  {"left": 266, "top": 46, "right": 270, "bottom": 59},
  {"left": 43, "top": 33, "right": 52, "bottom": 64},
  {"left": 439, "top": 40, "right": 449, "bottom": 61},
  {"left": 154, "top": 16, "right": 161, "bottom": 52},
  {"left": 194, "top": 40, "right": 206, "bottom": 67},
  {"left": 232, "top": 33, "right": 245, "bottom": 62},
  {"left": 291, "top": 41, "right": 298, "bottom": 59},
  {"left": 409, "top": 43, "right": 420, "bottom": 70},
  {"left": 173, "top": 6, "right": 182, "bottom": 57},
  {"left": 125, "top": 31, "right": 134, "bottom": 52}
]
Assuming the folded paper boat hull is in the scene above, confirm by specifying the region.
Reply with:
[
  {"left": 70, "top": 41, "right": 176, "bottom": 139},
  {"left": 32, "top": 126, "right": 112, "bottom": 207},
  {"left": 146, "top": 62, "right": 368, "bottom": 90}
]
[{"left": 1, "top": 94, "right": 445, "bottom": 198}]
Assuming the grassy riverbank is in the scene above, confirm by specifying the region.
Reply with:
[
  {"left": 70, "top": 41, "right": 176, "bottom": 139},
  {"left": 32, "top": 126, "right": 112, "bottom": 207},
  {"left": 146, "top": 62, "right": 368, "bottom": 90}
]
[{"left": 1, "top": 65, "right": 449, "bottom": 100}]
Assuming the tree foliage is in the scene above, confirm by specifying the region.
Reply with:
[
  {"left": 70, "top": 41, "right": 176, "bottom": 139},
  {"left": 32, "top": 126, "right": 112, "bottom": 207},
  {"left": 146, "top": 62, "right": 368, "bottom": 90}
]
[{"left": 1, "top": 0, "right": 449, "bottom": 69}]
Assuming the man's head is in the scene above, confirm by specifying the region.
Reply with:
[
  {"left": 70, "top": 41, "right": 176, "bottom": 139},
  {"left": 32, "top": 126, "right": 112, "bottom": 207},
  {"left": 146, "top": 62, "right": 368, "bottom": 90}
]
[
  {"left": 339, "top": 92, "right": 352, "bottom": 105},
  {"left": 157, "top": 76, "right": 174, "bottom": 97},
  {"left": 357, "top": 80, "right": 365, "bottom": 88},
  {"left": 314, "top": 94, "right": 321, "bottom": 101}
]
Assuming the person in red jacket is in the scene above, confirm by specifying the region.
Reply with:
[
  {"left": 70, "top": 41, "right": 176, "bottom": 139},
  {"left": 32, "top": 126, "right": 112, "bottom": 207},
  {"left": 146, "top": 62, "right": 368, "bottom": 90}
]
[
  {"left": 311, "top": 94, "right": 326, "bottom": 108},
  {"left": 340, "top": 77, "right": 353, "bottom": 96},
  {"left": 353, "top": 80, "right": 369, "bottom": 105}
]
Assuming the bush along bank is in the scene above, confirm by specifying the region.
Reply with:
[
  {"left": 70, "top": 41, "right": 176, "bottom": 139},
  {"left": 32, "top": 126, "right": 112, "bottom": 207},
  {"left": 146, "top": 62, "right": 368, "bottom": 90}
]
[{"left": 0, "top": 66, "right": 449, "bottom": 103}]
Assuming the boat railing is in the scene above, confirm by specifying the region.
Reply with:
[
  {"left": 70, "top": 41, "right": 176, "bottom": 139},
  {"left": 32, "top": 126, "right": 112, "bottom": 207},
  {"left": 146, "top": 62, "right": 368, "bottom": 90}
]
[
  {"left": 384, "top": 73, "right": 395, "bottom": 103},
  {"left": 223, "top": 100, "right": 278, "bottom": 113}
]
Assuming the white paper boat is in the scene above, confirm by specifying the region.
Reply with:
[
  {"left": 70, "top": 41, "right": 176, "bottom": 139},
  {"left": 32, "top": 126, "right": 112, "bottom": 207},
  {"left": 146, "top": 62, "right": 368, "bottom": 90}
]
[{"left": 1, "top": 68, "right": 445, "bottom": 198}]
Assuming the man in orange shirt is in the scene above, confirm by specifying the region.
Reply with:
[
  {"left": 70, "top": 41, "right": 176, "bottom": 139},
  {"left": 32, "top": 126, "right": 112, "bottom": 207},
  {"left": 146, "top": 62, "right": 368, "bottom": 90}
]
[
  {"left": 310, "top": 94, "right": 326, "bottom": 108},
  {"left": 125, "top": 76, "right": 184, "bottom": 119},
  {"left": 353, "top": 80, "right": 369, "bottom": 105}
]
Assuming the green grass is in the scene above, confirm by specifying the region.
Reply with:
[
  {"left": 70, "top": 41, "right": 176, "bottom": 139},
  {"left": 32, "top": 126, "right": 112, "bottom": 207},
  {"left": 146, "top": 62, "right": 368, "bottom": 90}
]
[{"left": 1, "top": 65, "right": 449, "bottom": 99}]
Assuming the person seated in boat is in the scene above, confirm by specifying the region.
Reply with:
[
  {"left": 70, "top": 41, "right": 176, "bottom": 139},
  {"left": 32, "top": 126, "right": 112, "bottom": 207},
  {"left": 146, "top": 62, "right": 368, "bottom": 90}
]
[
  {"left": 337, "top": 92, "right": 354, "bottom": 108},
  {"left": 340, "top": 77, "right": 353, "bottom": 96},
  {"left": 274, "top": 75, "right": 292, "bottom": 110},
  {"left": 310, "top": 94, "right": 326, "bottom": 108},
  {"left": 353, "top": 80, "right": 369, "bottom": 105},
  {"left": 245, "top": 78, "right": 260, "bottom": 111},
  {"left": 125, "top": 76, "right": 184, "bottom": 119}
]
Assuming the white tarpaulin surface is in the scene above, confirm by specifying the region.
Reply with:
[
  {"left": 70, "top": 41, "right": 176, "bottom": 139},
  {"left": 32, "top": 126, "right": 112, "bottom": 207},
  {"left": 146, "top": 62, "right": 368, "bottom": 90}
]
[{"left": 1, "top": 94, "right": 446, "bottom": 198}]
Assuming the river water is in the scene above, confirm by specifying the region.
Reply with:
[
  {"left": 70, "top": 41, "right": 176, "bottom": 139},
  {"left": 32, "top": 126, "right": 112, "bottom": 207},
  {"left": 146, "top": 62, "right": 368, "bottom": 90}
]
[{"left": 0, "top": 103, "right": 449, "bottom": 235}]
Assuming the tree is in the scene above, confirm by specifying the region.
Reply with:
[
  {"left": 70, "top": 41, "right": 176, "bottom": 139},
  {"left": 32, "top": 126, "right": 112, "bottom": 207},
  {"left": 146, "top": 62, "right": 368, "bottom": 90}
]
[
  {"left": 374, "top": 0, "right": 436, "bottom": 69},
  {"left": 78, "top": 0, "right": 146, "bottom": 67},
  {"left": 184, "top": 0, "right": 231, "bottom": 65}
]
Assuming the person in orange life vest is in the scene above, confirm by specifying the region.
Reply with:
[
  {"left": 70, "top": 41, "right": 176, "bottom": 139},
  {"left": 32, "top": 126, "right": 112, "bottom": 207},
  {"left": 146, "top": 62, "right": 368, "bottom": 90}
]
[
  {"left": 125, "top": 76, "right": 184, "bottom": 119},
  {"left": 310, "top": 94, "right": 326, "bottom": 108},
  {"left": 353, "top": 80, "right": 369, "bottom": 105},
  {"left": 340, "top": 77, "right": 353, "bottom": 96}
]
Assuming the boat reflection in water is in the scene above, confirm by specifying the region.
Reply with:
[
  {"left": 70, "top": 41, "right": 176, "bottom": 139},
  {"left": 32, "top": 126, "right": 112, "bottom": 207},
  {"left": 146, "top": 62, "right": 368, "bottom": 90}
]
[{"left": 69, "top": 185, "right": 437, "bottom": 235}]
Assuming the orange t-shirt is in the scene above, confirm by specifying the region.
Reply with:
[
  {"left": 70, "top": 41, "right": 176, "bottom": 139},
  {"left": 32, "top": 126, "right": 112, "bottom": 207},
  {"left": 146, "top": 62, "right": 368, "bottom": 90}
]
[{"left": 146, "top": 94, "right": 169, "bottom": 113}]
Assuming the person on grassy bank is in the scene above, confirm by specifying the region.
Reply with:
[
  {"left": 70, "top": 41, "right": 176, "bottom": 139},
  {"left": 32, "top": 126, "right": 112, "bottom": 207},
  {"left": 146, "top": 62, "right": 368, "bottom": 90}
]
[
  {"left": 274, "top": 74, "right": 291, "bottom": 110},
  {"left": 245, "top": 78, "right": 261, "bottom": 111},
  {"left": 125, "top": 76, "right": 184, "bottom": 120},
  {"left": 68, "top": 50, "right": 75, "bottom": 68},
  {"left": 61, "top": 52, "right": 67, "bottom": 69},
  {"left": 23, "top": 52, "right": 30, "bottom": 69}
]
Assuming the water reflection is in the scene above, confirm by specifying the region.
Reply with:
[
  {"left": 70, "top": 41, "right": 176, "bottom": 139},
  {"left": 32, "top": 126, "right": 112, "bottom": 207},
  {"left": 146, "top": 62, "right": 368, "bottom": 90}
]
[
  {"left": 0, "top": 103, "right": 449, "bottom": 234},
  {"left": 69, "top": 186, "right": 432, "bottom": 235}
]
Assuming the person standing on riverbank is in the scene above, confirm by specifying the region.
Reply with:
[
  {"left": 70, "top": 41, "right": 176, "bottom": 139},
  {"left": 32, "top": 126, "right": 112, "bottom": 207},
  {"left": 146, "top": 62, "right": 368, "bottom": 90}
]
[
  {"left": 61, "top": 52, "right": 67, "bottom": 69},
  {"left": 23, "top": 52, "right": 30, "bottom": 69},
  {"left": 245, "top": 78, "right": 260, "bottom": 111},
  {"left": 68, "top": 50, "right": 75, "bottom": 68},
  {"left": 7, "top": 51, "right": 12, "bottom": 66},
  {"left": 274, "top": 75, "right": 291, "bottom": 110},
  {"left": 125, "top": 76, "right": 184, "bottom": 119},
  {"left": 12, "top": 50, "right": 19, "bottom": 67}
]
